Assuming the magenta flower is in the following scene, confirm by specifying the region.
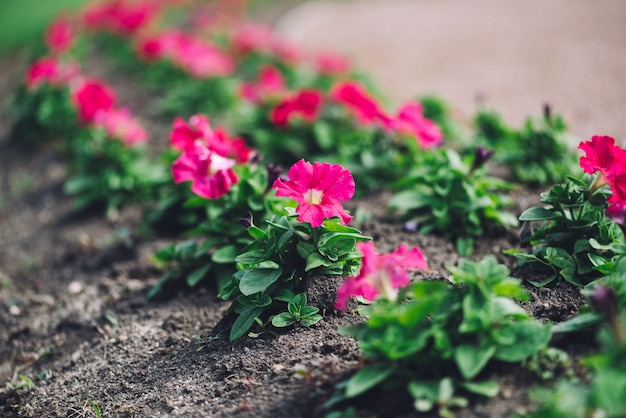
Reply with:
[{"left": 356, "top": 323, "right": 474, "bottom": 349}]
[
  {"left": 83, "top": 0, "right": 158, "bottom": 35},
  {"left": 315, "top": 52, "right": 350, "bottom": 75},
  {"left": 331, "top": 81, "right": 391, "bottom": 126},
  {"left": 172, "top": 146, "right": 239, "bottom": 200},
  {"left": 579, "top": 135, "right": 626, "bottom": 204},
  {"left": 93, "top": 107, "right": 148, "bottom": 146},
  {"left": 45, "top": 16, "right": 74, "bottom": 55},
  {"left": 170, "top": 115, "right": 254, "bottom": 163},
  {"left": 232, "top": 23, "right": 274, "bottom": 55},
  {"left": 390, "top": 102, "right": 443, "bottom": 149},
  {"left": 239, "top": 65, "right": 286, "bottom": 103},
  {"left": 272, "top": 159, "right": 355, "bottom": 227},
  {"left": 606, "top": 202, "right": 626, "bottom": 225},
  {"left": 335, "top": 242, "right": 428, "bottom": 310},
  {"left": 71, "top": 78, "right": 117, "bottom": 123},
  {"left": 270, "top": 89, "right": 322, "bottom": 127},
  {"left": 25, "top": 57, "right": 79, "bottom": 90}
]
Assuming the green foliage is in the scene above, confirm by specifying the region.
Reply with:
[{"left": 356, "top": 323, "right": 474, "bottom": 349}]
[
  {"left": 506, "top": 174, "right": 625, "bottom": 286},
  {"left": 63, "top": 128, "right": 163, "bottom": 215},
  {"left": 150, "top": 164, "right": 286, "bottom": 298},
  {"left": 271, "top": 293, "right": 322, "bottom": 328},
  {"left": 419, "top": 95, "right": 470, "bottom": 146},
  {"left": 225, "top": 213, "right": 370, "bottom": 340},
  {"left": 331, "top": 256, "right": 550, "bottom": 416},
  {"left": 389, "top": 148, "right": 518, "bottom": 256},
  {"left": 473, "top": 106, "right": 578, "bottom": 185}
]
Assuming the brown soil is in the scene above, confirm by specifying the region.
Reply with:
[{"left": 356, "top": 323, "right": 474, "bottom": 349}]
[{"left": 1, "top": 1, "right": 623, "bottom": 417}]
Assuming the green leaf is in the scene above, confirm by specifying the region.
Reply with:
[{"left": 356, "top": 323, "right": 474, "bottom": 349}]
[
  {"left": 238, "top": 267, "right": 283, "bottom": 296},
  {"left": 248, "top": 225, "right": 266, "bottom": 240},
  {"left": 305, "top": 253, "right": 332, "bottom": 272},
  {"left": 271, "top": 312, "right": 295, "bottom": 328},
  {"left": 345, "top": 363, "right": 394, "bottom": 398},
  {"left": 230, "top": 306, "right": 264, "bottom": 341},
  {"left": 454, "top": 344, "right": 496, "bottom": 379},
  {"left": 211, "top": 245, "right": 238, "bottom": 264},
  {"left": 186, "top": 264, "right": 211, "bottom": 287},
  {"left": 461, "top": 380, "right": 500, "bottom": 397},
  {"left": 494, "top": 322, "right": 551, "bottom": 362},
  {"left": 300, "top": 314, "right": 322, "bottom": 327},
  {"left": 519, "top": 206, "right": 560, "bottom": 221},
  {"left": 552, "top": 312, "right": 601, "bottom": 333},
  {"left": 234, "top": 250, "right": 267, "bottom": 264}
]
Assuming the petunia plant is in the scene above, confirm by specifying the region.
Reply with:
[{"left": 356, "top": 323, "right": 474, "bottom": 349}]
[
  {"left": 506, "top": 136, "right": 626, "bottom": 286},
  {"left": 149, "top": 115, "right": 286, "bottom": 298},
  {"left": 223, "top": 159, "right": 371, "bottom": 340},
  {"left": 329, "top": 256, "right": 551, "bottom": 417},
  {"left": 389, "top": 146, "right": 519, "bottom": 256},
  {"left": 472, "top": 104, "right": 578, "bottom": 186}
]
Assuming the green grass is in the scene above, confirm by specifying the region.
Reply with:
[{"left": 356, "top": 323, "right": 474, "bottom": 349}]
[{"left": 0, "top": 0, "right": 89, "bottom": 56}]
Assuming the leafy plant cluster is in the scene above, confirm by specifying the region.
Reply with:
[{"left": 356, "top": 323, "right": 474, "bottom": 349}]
[
  {"left": 225, "top": 213, "right": 370, "bottom": 340},
  {"left": 473, "top": 105, "right": 578, "bottom": 185},
  {"left": 506, "top": 173, "right": 625, "bottom": 286},
  {"left": 389, "top": 147, "right": 519, "bottom": 256},
  {"left": 328, "top": 256, "right": 551, "bottom": 416}
]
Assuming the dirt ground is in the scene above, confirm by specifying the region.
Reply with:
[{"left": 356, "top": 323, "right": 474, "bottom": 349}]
[{"left": 0, "top": 0, "right": 624, "bottom": 417}]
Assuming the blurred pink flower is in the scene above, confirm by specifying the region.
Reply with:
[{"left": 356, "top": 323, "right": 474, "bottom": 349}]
[
  {"left": 239, "top": 65, "right": 285, "bottom": 103},
  {"left": 331, "top": 81, "right": 390, "bottom": 126},
  {"left": 232, "top": 23, "right": 274, "bottom": 55},
  {"left": 335, "top": 242, "right": 428, "bottom": 310},
  {"left": 93, "top": 107, "right": 148, "bottom": 146},
  {"left": 606, "top": 202, "right": 626, "bottom": 225},
  {"left": 170, "top": 115, "right": 254, "bottom": 163},
  {"left": 172, "top": 146, "right": 239, "bottom": 200},
  {"left": 315, "top": 52, "right": 350, "bottom": 75},
  {"left": 270, "top": 89, "right": 322, "bottom": 127},
  {"left": 272, "top": 159, "right": 354, "bottom": 227},
  {"left": 390, "top": 102, "right": 443, "bottom": 149},
  {"left": 45, "top": 16, "right": 74, "bottom": 54},
  {"left": 83, "top": 0, "right": 158, "bottom": 35},
  {"left": 72, "top": 78, "right": 117, "bottom": 123},
  {"left": 25, "top": 57, "right": 79, "bottom": 90}
]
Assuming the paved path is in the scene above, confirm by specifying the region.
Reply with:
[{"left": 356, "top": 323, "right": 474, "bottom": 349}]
[{"left": 277, "top": 0, "right": 626, "bottom": 143}]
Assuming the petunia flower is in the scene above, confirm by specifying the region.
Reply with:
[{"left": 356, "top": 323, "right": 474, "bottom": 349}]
[
  {"left": 169, "top": 115, "right": 254, "bottom": 163},
  {"left": 172, "top": 146, "right": 239, "bottom": 200},
  {"left": 606, "top": 202, "right": 626, "bottom": 225},
  {"left": 270, "top": 89, "right": 322, "bottom": 127},
  {"left": 330, "top": 81, "right": 391, "bottom": 126},
  {"left": 71, "top": 78, "right": 117, "bottom": 123},
  {"left": 82, "top": 0, "right": 159, "bottom": 35},
  {"left": 239, "top": 65, "right": 285, "bottom": 103},
  {"left": 335, "top": 241, "right": 428, "bottom": 310},
  {"left": 272, "top": 159, "right": 355, "bottom": 227},
  {"left": 93, "top": 107, "right": 148, "bottom": 146},
  {"left": 45, "top": 16, "right": 74, "bottom": 55},
  {"left": 579, "top": 135, "right": 626, "bottom": 203},
  {"left": 390, "top": 102, "right": 443, "bottom": 149},
  {"left": 25, "top": 57, "right": 79, "bottom": 90},
  {"left": 315, "top": 52, "right": 351, "bottom": 75}
]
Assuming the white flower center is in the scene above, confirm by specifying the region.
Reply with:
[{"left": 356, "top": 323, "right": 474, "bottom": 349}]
[{"left": 305, "top": 188, "right": 324, "bottom": 205}]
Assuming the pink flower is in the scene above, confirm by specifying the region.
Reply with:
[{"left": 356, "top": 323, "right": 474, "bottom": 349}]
[
  {"left": 45, "top": 16, "right": 74, "bottom": 54},
  {"left": 579, "top": 136, "right": 626, "bottom": 204},
  {"left": 232, "top": 23, "right": 274, "bottom": 55},
  {"left": 331, "top": 81, "right": 390, "bottom": 126},
  {"left": 25, "top": 57, "right": 79, "bottom": 90},
  {"left": 71, "top": 78, "right": 117, "bottom": 123},
  {"left": 270, "top": 89, "right": 322, "bottom": 127},
  {"left": 93, "top": 107, "right": 148, "bottom": 146},
  {"left": 239, "top": 65, "right": 286, "bottom": 103},
  {"left": 272, "top": 159, "right": 355, "bottom": 227},
  {"left": 172, "top": 146, "right": 239, "bottom": 200},
  {"left": 170, "top": 114, "right": 213, "bottom": 152},
  {"left": 335, "top": 241, "right": 428, "bottom": 310},
  {"left": 315, "top": 52, "right": 350, "bottom": 75},
  {"left": 390, "top": 102, "right": 443, "bottom": 149},
  {"left": 83, "top": 0, "right": 158, "bottom": 35},
  {"left": 169, "top": 115, "right": 254, "bottom": 163}
]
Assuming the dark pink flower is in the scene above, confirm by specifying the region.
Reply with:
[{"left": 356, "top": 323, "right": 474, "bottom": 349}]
[
  {"left": 172, "top": 146, "right": 239, "bottom": 200},
  {"left": 315, "top": 52, "right": 350, "bottom": 75},
  {"left": 45, "top": 16, "right": 74, "bottom": 54},
  {"left": 25, "top": 57, "right": 79, "bottom": 90},
  {"left": 232, "top": 23, "right": 274, "bottom": 55},
  {"left": 169, "top": 115, "right": 254, "bottom": 163},
  {"left": 239, "top": 65, "right": 285, "bottom": 103},
  {"left": 390, "top": 102, "right": 443, "bottom": 149},
  {"left": 579, "top": 136, "right": 619, "bottom": 175},
  {"left": 331, "top": 81, "right": 390, "bottom": 126},
  {"left": 335, "top": 241, "right": 428, "bottom": 310},
  {"left": 83, "top": 0, "right": 158, "bottom": 35},
  {"left": 72, "top": 78, "right": 117, "bottom": 123},
  {"left": 93, "top": 107, "right": 148, "bottom": 146},
  {"left": 270, "top": 89, "right": 322, "bottom": 127},
  {"left": 272, "top": 159, "right": 355, "bottom": 227}
]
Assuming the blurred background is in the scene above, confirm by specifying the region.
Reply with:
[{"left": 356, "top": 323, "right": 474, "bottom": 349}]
[{"left": 1, "top": 0, "right": 625, "bottom": 141}]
